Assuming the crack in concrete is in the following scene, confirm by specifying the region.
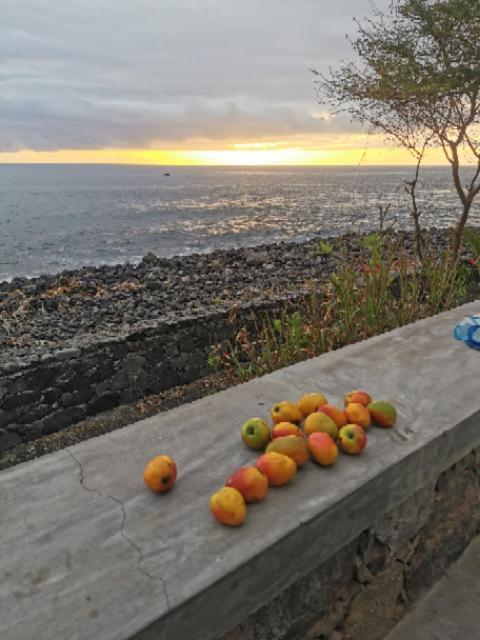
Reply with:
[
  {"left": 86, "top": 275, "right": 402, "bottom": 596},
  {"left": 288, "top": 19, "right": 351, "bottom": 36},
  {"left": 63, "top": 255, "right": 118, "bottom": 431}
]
[
  {"left": 66, "top": 448, "right": 103, "bottom": 497},
  {"left": 66, "top": 449, "right": 171, "bottom": 611},
  {"left": 108, "top": 493, "right": 171, "bottom": 611}
]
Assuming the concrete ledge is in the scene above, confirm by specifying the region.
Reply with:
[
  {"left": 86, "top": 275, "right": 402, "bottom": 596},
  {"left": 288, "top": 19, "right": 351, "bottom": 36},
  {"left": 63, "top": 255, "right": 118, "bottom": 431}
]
[{"left": 1, "top": 302, "right": 479, "bottom": 640}]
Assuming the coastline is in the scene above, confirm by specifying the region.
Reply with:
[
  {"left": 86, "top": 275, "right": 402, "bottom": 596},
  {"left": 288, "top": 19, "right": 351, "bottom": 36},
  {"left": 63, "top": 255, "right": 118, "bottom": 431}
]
[
  {"left": 0, "top": 227, "right": 466, "bottom": 365},
  {"left": 0, "top": 225, "right": 477, "bottom": 463}
]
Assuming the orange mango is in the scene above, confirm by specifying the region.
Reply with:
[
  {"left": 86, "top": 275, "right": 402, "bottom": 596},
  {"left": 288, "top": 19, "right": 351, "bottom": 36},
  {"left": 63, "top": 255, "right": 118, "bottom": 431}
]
[
  {"left": 256, "top": 452, "right": 297, "bottom": 486},
  {"left": 271, "top": 422, "right": 304, "bottom": 439},
  {"left": 271, "top": 401, "right": 303, "bottom": 425},
  {"left": 226, "top": 466, "right": 268, "bottom": 503},
  {"left": 308, "top": 432, "right": 338, "bottom": 467},
  {"left": 266, "top": 435, "right": 310, "bottom": 467},
  {"left": 317, "top": 404, "right": 348, "bottom": 428},
  {"left": 143, "top": 455, "right": 177, "bottom": 494},
  {"left": 344, "top": 390, "right": 373, "bottom": 407},
  {"left": 345, "top": 402, "right": 372, "bottom": 429},
  {"left": 209, "top": 487, "right": 246, "bottom": 526},
  {"left": 297, "top": 392, "right": 328, "bottom": 417}
]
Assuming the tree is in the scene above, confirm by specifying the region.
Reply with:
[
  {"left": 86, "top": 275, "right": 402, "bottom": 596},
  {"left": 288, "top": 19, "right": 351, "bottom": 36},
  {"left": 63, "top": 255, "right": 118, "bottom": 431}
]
[{"left": 314, "top": 0, "right": 480, "bottom": 258}]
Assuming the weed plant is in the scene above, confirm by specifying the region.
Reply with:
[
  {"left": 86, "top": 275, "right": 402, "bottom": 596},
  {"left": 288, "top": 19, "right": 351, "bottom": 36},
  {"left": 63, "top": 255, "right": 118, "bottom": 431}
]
[{"left": 208, "top": 235, "right": 472, "bottom": 381}]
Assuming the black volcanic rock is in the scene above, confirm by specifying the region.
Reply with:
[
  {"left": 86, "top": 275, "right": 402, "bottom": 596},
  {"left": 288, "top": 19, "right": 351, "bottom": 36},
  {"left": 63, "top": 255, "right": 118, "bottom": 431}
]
[{"left": 0, "top": 227, "right": 475, "bottom": 366}]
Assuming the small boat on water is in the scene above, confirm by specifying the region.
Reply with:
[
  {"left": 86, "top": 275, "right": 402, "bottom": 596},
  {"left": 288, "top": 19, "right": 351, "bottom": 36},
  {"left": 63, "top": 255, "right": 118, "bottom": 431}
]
[{"left": 163, "top": 172, "right": 170, "bottom": 176}]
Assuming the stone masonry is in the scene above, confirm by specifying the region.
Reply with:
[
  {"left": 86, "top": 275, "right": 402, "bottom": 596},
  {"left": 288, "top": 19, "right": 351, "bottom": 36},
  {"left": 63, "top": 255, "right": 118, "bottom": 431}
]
[
  {"left": 0, "top": 298, "right": 292, "bottom": 452},
  {"left": 221, "top": 448, "right": 480, "bottom": 640}
]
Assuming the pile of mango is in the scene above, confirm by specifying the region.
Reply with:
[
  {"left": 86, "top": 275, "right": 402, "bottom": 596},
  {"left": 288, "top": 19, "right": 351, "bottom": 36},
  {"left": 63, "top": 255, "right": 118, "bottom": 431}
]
[
  {"left": 143, "top": 390, "right": 396, "bottom": 528},
  {"left": 209, "top": 391, "right": 396, "bottom": 526}
]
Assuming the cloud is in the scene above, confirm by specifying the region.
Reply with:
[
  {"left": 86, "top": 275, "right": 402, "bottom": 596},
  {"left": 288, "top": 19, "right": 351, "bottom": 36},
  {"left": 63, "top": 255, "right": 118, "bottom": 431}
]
[{"left": 0, "top": 0, "right": 389, "bottom": 151}]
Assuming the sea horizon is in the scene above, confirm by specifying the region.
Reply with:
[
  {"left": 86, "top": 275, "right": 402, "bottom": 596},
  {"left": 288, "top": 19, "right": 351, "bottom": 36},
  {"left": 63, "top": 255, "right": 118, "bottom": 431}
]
[{"left": 0, "top": 161, "right": 464, "bottom": 168}]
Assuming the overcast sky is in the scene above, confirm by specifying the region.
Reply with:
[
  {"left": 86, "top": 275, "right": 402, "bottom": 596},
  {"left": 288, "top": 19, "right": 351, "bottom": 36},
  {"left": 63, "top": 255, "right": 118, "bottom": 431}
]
[{"left": 1, "top": 0, "right": 390, "bottom": 152}]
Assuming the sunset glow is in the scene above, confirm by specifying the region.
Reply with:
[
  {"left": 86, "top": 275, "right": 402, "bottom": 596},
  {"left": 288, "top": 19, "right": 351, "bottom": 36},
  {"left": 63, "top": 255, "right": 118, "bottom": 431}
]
[
  {"left": 0, "top": 145, "right": 452, "bottom": 166},
  {"left": 2, "top": 0, "right": 464, "bottom": 168}
]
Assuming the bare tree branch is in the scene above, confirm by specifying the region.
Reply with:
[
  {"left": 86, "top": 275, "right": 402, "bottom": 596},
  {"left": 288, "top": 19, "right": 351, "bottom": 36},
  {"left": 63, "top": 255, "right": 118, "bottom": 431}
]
[{"left": 313, "top": 0, "right": 480, "bottom": 258}]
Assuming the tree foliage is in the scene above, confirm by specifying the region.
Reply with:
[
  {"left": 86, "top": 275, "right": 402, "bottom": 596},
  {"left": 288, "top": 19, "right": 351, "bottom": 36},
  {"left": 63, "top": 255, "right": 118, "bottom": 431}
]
[{"left": 315, "top": 0, "right": 480, "bottom": 256}]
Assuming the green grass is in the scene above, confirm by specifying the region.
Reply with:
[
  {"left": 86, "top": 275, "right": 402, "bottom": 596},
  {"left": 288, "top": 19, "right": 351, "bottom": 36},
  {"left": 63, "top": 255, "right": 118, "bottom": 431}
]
[{"left": 208, "top": 235, "right": 474, "bottom": 382}]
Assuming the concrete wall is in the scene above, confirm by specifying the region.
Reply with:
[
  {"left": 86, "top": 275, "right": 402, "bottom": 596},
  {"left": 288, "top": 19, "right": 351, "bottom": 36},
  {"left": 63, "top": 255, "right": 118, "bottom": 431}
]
[
  {"left": 0, "top": 298, "right": 294, "bottom": 452},
  {"left": 222, "top": 447, "right": 480, "bottom": 640}
]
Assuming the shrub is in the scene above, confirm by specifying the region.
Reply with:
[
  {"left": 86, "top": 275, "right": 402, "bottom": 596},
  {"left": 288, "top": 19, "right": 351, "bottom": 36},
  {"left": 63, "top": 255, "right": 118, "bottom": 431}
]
[{"left": 209, "top": 237, "right": 469, "bottom": 381}]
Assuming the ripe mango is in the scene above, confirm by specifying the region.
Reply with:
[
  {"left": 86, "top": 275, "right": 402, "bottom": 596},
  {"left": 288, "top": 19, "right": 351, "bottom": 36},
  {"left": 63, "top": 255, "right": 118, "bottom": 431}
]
[
  {"left": 338, "top": 424, "right": 367, "bottom": 455},
  {"left": 226, "top": 466, "right": 268, "bottom": 503},
  {"left": 308, "top": 432, "right": 338, "bottom": 467},
  {"left": 271, "top": 422, "right": 304, "bottom": 439},
  {"left": 317, "top": 404, "right": 348, "bottom": 428},
  {"left": 271, "top": 401, "right": 303, "bottom": 425},
  {"left": 256, "top": 452, "right": 297, "bottom": 486},
  {"left": 297, "top": 392, "right": 328, "bottom": 417},
  {"left": 209, "top": 487, "right": 246, "bottom": 526},
  {"left": 345, "top": 402, "right": 371, "bottom": 429},
  {"left": 367, "top": 400, "right": 397, "bottom": 428},
  {"left": 304, "top": 412, "right": 338, "bottom": 439},
  {"left": 344, "top": 390, "right": 373, "bottom": 407},
  {"left": 143, "top": 455, "right": 177, "bottom": 494},
  {"left": 266, "top": 435, "right": 310, "bottom": 467}
]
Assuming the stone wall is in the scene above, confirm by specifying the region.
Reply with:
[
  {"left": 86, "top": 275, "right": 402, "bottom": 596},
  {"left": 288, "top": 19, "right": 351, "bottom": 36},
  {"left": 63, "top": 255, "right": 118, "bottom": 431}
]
[
  {"left": 0, "top": 298, "right": 293, "bottom": 453},
  {"left": 221, "top": 447, "right": 480, "bottom": 640}
]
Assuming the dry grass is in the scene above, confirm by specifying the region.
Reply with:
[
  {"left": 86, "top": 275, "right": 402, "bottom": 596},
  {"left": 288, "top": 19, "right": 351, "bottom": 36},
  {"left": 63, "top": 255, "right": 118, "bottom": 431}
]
[
  {"left": 0, "top": 277, "right": 111, "bottom": 323},
  {"left": 111, "top": 281, "right": 145, "bottom": 293}
]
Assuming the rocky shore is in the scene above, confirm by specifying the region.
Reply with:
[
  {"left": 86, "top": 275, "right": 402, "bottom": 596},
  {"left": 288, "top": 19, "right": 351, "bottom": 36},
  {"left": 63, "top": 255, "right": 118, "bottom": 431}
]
[
  {"left": 0, "top": 226, "right": 477, "bottom": 459},
  {"left": 0, "top": 227, "right": 466, "bottom": 366}
]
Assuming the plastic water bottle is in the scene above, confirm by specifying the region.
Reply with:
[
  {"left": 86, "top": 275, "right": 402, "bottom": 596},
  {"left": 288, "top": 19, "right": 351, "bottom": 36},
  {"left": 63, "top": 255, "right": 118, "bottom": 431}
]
[
  {"left": 454, "top": 314, "right": 480, "bottom": 345},
  {"left": 466, "top": 324, "right": 480, "bottom": 350}
]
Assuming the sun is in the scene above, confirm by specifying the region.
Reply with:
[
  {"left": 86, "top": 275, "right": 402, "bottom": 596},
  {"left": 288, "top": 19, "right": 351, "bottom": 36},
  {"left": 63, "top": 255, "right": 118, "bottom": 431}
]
[{"left": 162, "top": 148, "right": 329, "bottom": 166}]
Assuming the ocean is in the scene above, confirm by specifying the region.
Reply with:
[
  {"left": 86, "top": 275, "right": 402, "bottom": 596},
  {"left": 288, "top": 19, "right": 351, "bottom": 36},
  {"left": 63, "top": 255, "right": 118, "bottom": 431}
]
[{"left": 0, "top": 163, "right": 478, "bottom": 281}]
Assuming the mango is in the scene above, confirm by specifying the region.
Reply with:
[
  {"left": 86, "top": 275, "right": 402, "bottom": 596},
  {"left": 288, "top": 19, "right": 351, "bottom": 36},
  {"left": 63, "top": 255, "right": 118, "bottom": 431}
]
[
  {"left": 256, "top": 452, "right": 297, "bottom": 486},
  {"left": 367, "top": 400, "right": 397, "bottom": 428},
  {"left": 271, "top": 401, "right": 303, "bottom": 425},
  {"left": 344, "top": 390, "right": 373, "bottom": 407},
  {"left": 297, "top": 392, "right": 328, "bottom": 417},
  {"left": 143, "top": 455, "right": 177, "bottom": 494},
  {"left": 226, "top": 466, "right": 268, "bottom": 503},
  {"left": 345, "top": 402, "right": 371, "bottom": 429},
  {"left": 308, "top": 432, "right": 338, "bottom": 466},
  {"left": 271, "top": 422, "right": 304, "bottom": 439},
  {"left": 209, "top": 487, "right": 246, "bottom": 526},
  {"left": 266, "top": 435, "right": 310, "bottom": 467},
  {"left": 241, "top": 417, "right": 271, "bottom": 450},
  {"left": 338, "top": 424, "right": 367, "bottom": 454},
  {"left": 317, "top": 404, "right": 348, "bottom": 428},
  {"left": 304, "top": 412, "right": 338, "bottom": 439}
]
